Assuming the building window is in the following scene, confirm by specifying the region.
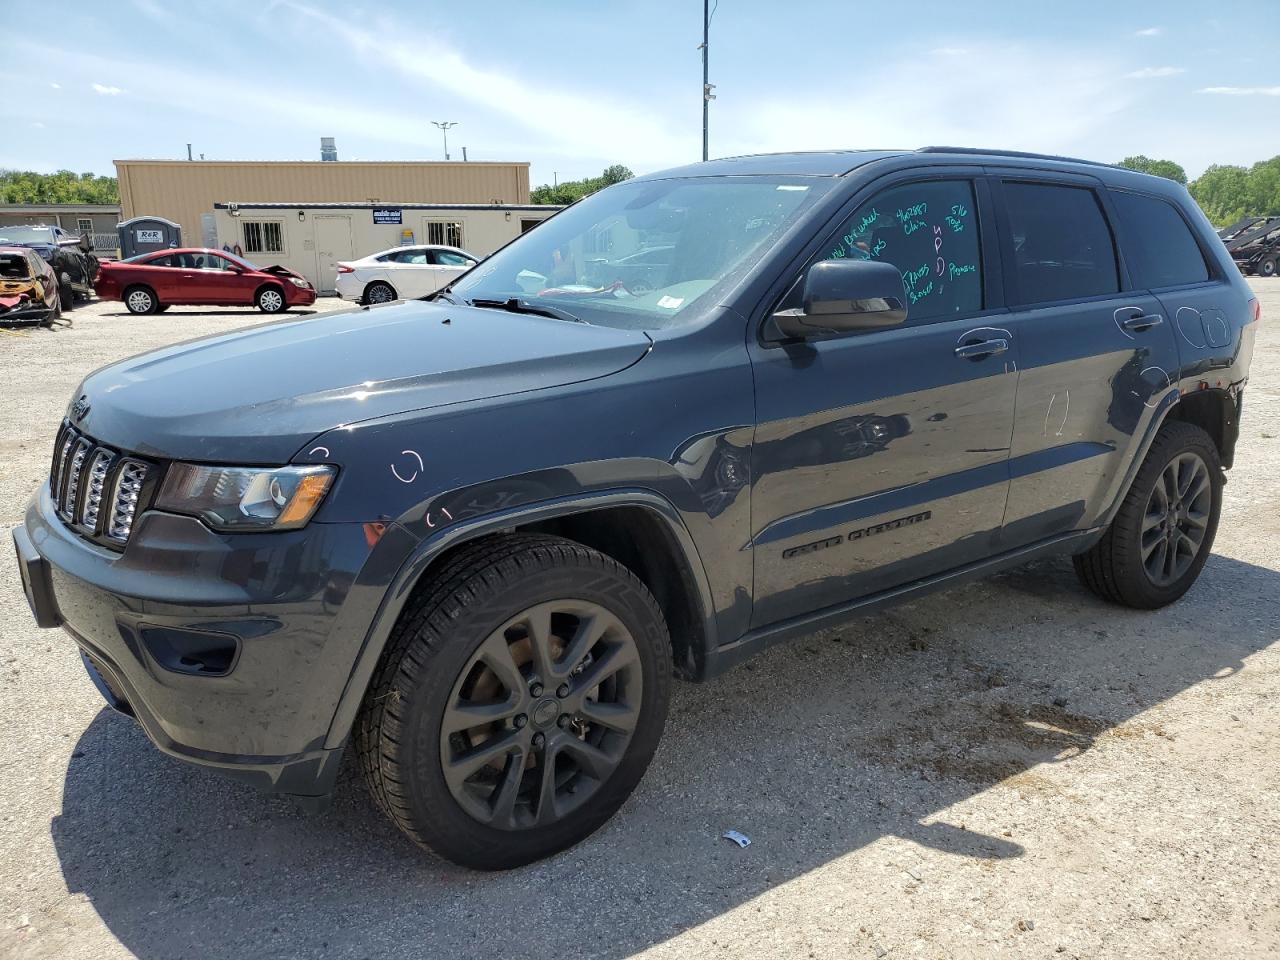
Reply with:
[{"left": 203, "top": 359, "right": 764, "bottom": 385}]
[
  {"left": 426, "top": 220, "right": 464, "bottom": 248},
  {"left": 242, "top": 220, "right": 284, "bottom": 254},
  {"left": 585, "top": 224, "right": 612, "bottom": 255},
  {"left": 76, "top": 218, "right": 93, "bottom": 234}
]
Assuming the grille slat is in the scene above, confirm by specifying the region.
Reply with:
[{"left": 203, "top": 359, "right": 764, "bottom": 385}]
[
  {"left": 49, "top": 422, "right": 151, "bottom": 548},
  {"left": 62, "top": 440, "right": 91, "bottom": 519},
  {"left": 78, "top": 450, "right": 114, "bottom": 532}
]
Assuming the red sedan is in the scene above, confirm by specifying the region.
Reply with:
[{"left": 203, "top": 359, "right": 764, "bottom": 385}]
[{"left": 95, "top": 248, "right": 316, "bottom": 314}]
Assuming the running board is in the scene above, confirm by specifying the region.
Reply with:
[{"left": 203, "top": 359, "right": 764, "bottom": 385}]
[{"left": 704, "top": 528, "right": 1101, "bottom": 679}]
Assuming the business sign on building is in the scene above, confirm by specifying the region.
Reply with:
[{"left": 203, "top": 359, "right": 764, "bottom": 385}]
[
  {"left": 136, "top": 229, "right": 163, "bottom": 243},
  {"left": 372, "top": 208, "right": 402, "bottom": 225}
]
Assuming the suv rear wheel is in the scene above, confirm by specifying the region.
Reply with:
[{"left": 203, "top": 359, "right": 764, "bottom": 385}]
[
  {"left": 1074, "top": 420, "right": 1222, "bottom": 608},
  {"left": 356, "top": 533, "right": 672, "bottom": 869}
]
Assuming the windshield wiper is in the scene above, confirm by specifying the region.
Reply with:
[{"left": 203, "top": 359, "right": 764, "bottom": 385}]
[
  {"left": 469, "top": 297, "right": 585, "bottom": 324},
  {"left": 427, "top": 288, "right": 464, "bottom": 305}
]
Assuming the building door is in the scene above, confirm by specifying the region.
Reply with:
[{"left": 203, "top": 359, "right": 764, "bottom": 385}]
[{"left": 314, "top": 216, "right": 353, "bottom": 294}]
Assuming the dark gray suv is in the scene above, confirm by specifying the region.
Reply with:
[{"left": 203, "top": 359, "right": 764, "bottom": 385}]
[{"left": 13, "top": 148, "right": 1255, "bottom": 869}]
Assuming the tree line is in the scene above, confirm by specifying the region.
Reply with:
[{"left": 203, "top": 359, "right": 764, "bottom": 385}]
[
  {"left": 0, "top": 169, "right": 119, "bottom": 204},
  {"left": 5, "top": 157, "right": 1278, "bottom": 228}
]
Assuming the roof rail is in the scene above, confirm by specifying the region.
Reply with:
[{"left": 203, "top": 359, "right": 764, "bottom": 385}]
[{"left": 916, "top": 146, "right": 1116, "bottom": 169}]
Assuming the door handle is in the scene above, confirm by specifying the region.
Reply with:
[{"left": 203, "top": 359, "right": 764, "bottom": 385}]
[
  {"left": 954, "top": 338, "right": 1009, "bottom": 359},
  {"left": 1122, "top": 313, "right": 1163, "bottom": 332}
]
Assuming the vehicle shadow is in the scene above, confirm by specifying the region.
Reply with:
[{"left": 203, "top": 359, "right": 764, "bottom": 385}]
[{"left": 49, "top": 552, "right": 1279, "bottom": 960}]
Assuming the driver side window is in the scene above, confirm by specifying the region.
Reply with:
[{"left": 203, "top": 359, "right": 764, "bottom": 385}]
[{"left": 800, "top": 180, "right": 984, "bottom": 324}]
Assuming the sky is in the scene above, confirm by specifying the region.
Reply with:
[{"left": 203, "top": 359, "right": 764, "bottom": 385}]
[{"left": 3, "top": 0, "right": 1277, "bottom": 187}]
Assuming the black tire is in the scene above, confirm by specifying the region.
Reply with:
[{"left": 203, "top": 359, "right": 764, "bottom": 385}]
[
  {"left": 156, "top": 304, "right": 171, "bottom": 313},
  {"left": 255, "top": 285, "right": 287, "bottom": 313},
  {"left": 42, "top": 288, "right": 61, "bottom": 328},
  {"left": 59, "top": 273, "right": 75, "bottom": 311},
  {"left": 1074, "top": 421, "right": 1222, "bottom": 608},
  {"left": 355, "top": 533, "right": 672, "bottom": 870},
  {"left": 363, "top": 281, "right": 397, "bottom": 305},
  {"left": 123, "top": 285, "right": 157, "bottom": 315},
  {"left": 1261, "top": 258, "right": 1279, "bottom": 278}
]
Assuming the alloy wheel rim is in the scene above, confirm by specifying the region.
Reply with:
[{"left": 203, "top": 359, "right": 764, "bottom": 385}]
[
  {"left": 439, "top": 600, "right": 642, "bottom": 831},
  {"left": 368, "top": 285, "right": 392, "bottom": 303},
  {"left": 1141, "top": 451, "right": 1211, "bottom": 586},
  {"left": 127, "top": 291, "right": 151, "bottom": 311},
  {"left": 261, "top": 290, "right": 283, "bottom": 310}
]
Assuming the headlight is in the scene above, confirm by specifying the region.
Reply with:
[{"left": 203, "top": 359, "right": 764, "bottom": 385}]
[
  {"left": 156, "top": 463, "right": 336, "bottom": 531},
  {"left": 288, "top": 277, "right": 310, "bottom": 288}
]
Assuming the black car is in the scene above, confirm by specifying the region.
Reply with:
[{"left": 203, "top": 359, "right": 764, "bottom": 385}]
[
  {"left": 14, "top": 147, "right": 1255, "bottom": 869},
  {"left": 0, "top": 224, "right": 96, "bottom": 308}
]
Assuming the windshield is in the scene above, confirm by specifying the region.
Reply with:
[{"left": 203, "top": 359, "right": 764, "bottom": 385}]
[
  {"left": 0, "top": 226, "right": 54, "bottom": 245},
  {"left": 451, "top": 176, "right": 830, "bottom": 330}
]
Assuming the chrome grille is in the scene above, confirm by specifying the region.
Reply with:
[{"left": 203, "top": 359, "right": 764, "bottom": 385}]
[
  {"left": 107, "top": 461, "right": 148, "bottom": 542},
  {"left": 62, "top": 440, "right": 91, "bottom": 519},
  {"left": 79, "top": 449, "right": 114, "bottom": 531},
  {"left": 48, "top": 423, "right": 152, "bottom": 547}
]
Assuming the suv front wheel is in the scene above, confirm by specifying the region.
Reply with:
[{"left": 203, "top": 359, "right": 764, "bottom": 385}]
[
  {"left": 356, "top": 533, "right": 672, "bottom": 869},
  {"left": 1074, "top": 420, "right": 1222, "bottom": 608}
]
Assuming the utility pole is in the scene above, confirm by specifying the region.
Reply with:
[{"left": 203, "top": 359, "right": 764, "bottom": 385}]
[
  {"left": 700, "top": 0, "right": 714, "bottom": 161},
  {"left": 431, "top": 121, "right": 458, "bottom": 160}
]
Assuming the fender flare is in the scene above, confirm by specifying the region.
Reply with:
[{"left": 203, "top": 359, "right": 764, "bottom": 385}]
[
  {"left": 322, "top": 487, "right": 718, "bottom": 749},
  {"left": 1094, "top": 383, "right": 1236, "bottom": 532}
]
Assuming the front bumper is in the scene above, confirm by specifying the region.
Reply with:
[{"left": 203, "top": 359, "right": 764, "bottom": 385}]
[
  {"left": 288, "top": 285, "right": 318, "bottom": 307},
  {"left": 15, "top": 484, "right": 416, "bottom": 799}
]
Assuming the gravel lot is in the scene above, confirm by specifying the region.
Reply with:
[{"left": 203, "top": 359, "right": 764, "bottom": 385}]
[{"left": 1, "top": 289, "right": 1277, "bottom": 960}]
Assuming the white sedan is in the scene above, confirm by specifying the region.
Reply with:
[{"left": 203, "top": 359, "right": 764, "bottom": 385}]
[{"left": 334, "top": 245, "right": 479, "bottom": 304}]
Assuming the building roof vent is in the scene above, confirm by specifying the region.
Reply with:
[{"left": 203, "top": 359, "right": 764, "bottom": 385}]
[{"left": 320, "top": 137, "right": 337, "bottom": 162}]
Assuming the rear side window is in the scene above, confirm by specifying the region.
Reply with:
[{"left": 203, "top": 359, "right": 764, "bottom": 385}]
[
  {"left": 1003, "top": 182, "right": 1118, "bottom": 304},
  {"left": 1110, "top": 191, "right": 1210, "bottom": 288},
  {"left": 818, "top": 179, "right": 983, "bottom": 323}
]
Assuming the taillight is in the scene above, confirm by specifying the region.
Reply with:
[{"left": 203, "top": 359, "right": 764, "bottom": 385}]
[
  {"left": 336, "top": 264, "right": 353, "bottom": 274},
  {"left": 1250, "top": 298, "right": 1261, "bottom": 324}
]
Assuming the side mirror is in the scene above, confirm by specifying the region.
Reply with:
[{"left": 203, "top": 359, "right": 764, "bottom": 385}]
[
  {"left": 226, "top": 265, "right": 245, "bottom": 274},
  {"left": 769, "top": 259, "right": 907, "bottom": 340}
]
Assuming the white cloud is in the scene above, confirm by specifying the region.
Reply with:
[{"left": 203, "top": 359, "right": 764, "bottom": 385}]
[
  {"left": 1135, "top": 26, "right": 1163, "bottom": 36},
  {"left": 718, "top": 42, "right": 1132, "bottom": 165},
  {"left": 31, "top": 121, "right": 45, "bottom": 129},
  {"left": 1198, "top": 86, "right": 1280, "bottom": 96},
  {"left": 1124, "top": 66, "right": 1185, "bottom": 79},
  {"left": 91, "top": 83, "right": 122, "bottom": 96},
  {"left": 49, "top": 82, "right": 60, "bottom": 89},
  {"left": 930, "top": 47, "right": 970, "bottom": 56},
  {"left": 275, "top": 0, "right": 691, "bottom": 171}
]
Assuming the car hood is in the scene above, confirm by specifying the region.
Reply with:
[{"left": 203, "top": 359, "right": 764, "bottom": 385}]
[{"left": 72, "top": 300, "right": 651, "bottom": 463}]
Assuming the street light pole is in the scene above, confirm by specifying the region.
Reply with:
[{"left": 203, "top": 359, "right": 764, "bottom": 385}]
[
  {"left": 431, "top": 121, "right": 458, "bottom": 160},
  {"left": 701, "top": 0, "right": 709, "bottom": 161}
]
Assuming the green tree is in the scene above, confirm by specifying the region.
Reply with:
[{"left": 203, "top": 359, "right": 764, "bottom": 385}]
[
  {"left": 531, "top": 165, "right": 634, "bottom": 205},
  {"left": 0, "top": 169, "right": 118, "bottom": 204},
  {"left": 1189, "top": 164, "right": 1254, "bottom": 226},
  {"left": 1117, "top": 155, "right": 1188, "bottom": 185}
]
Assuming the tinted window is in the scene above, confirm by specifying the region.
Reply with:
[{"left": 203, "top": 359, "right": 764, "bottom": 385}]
[
  {"left": 1003, "top": 182, "right": 1118, "bottom": 304},
  {"left": 145, "top": 254, "right": 174, "bottom": 267},
  {"left": 1111, "top": 191, "right": 1209, "bottom": 288},
  {"left": 817, "top": 180, "right": 983, "bottom": 323}
]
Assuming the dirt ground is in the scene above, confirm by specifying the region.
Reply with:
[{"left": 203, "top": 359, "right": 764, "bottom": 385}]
[{"left": 0, "top": 289, "right": 1277, "bottom": 960}]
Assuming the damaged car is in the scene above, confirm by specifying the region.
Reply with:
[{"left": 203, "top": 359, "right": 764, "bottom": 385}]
[
  {"left": 0, "top": 224, "right": 96, "bottom": 309},
  {"left": 94, "top": 248, "right": 316, "bottom": 313},
  {"left": 0, "top": 246, "right": 61, "bottom": 326}
]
